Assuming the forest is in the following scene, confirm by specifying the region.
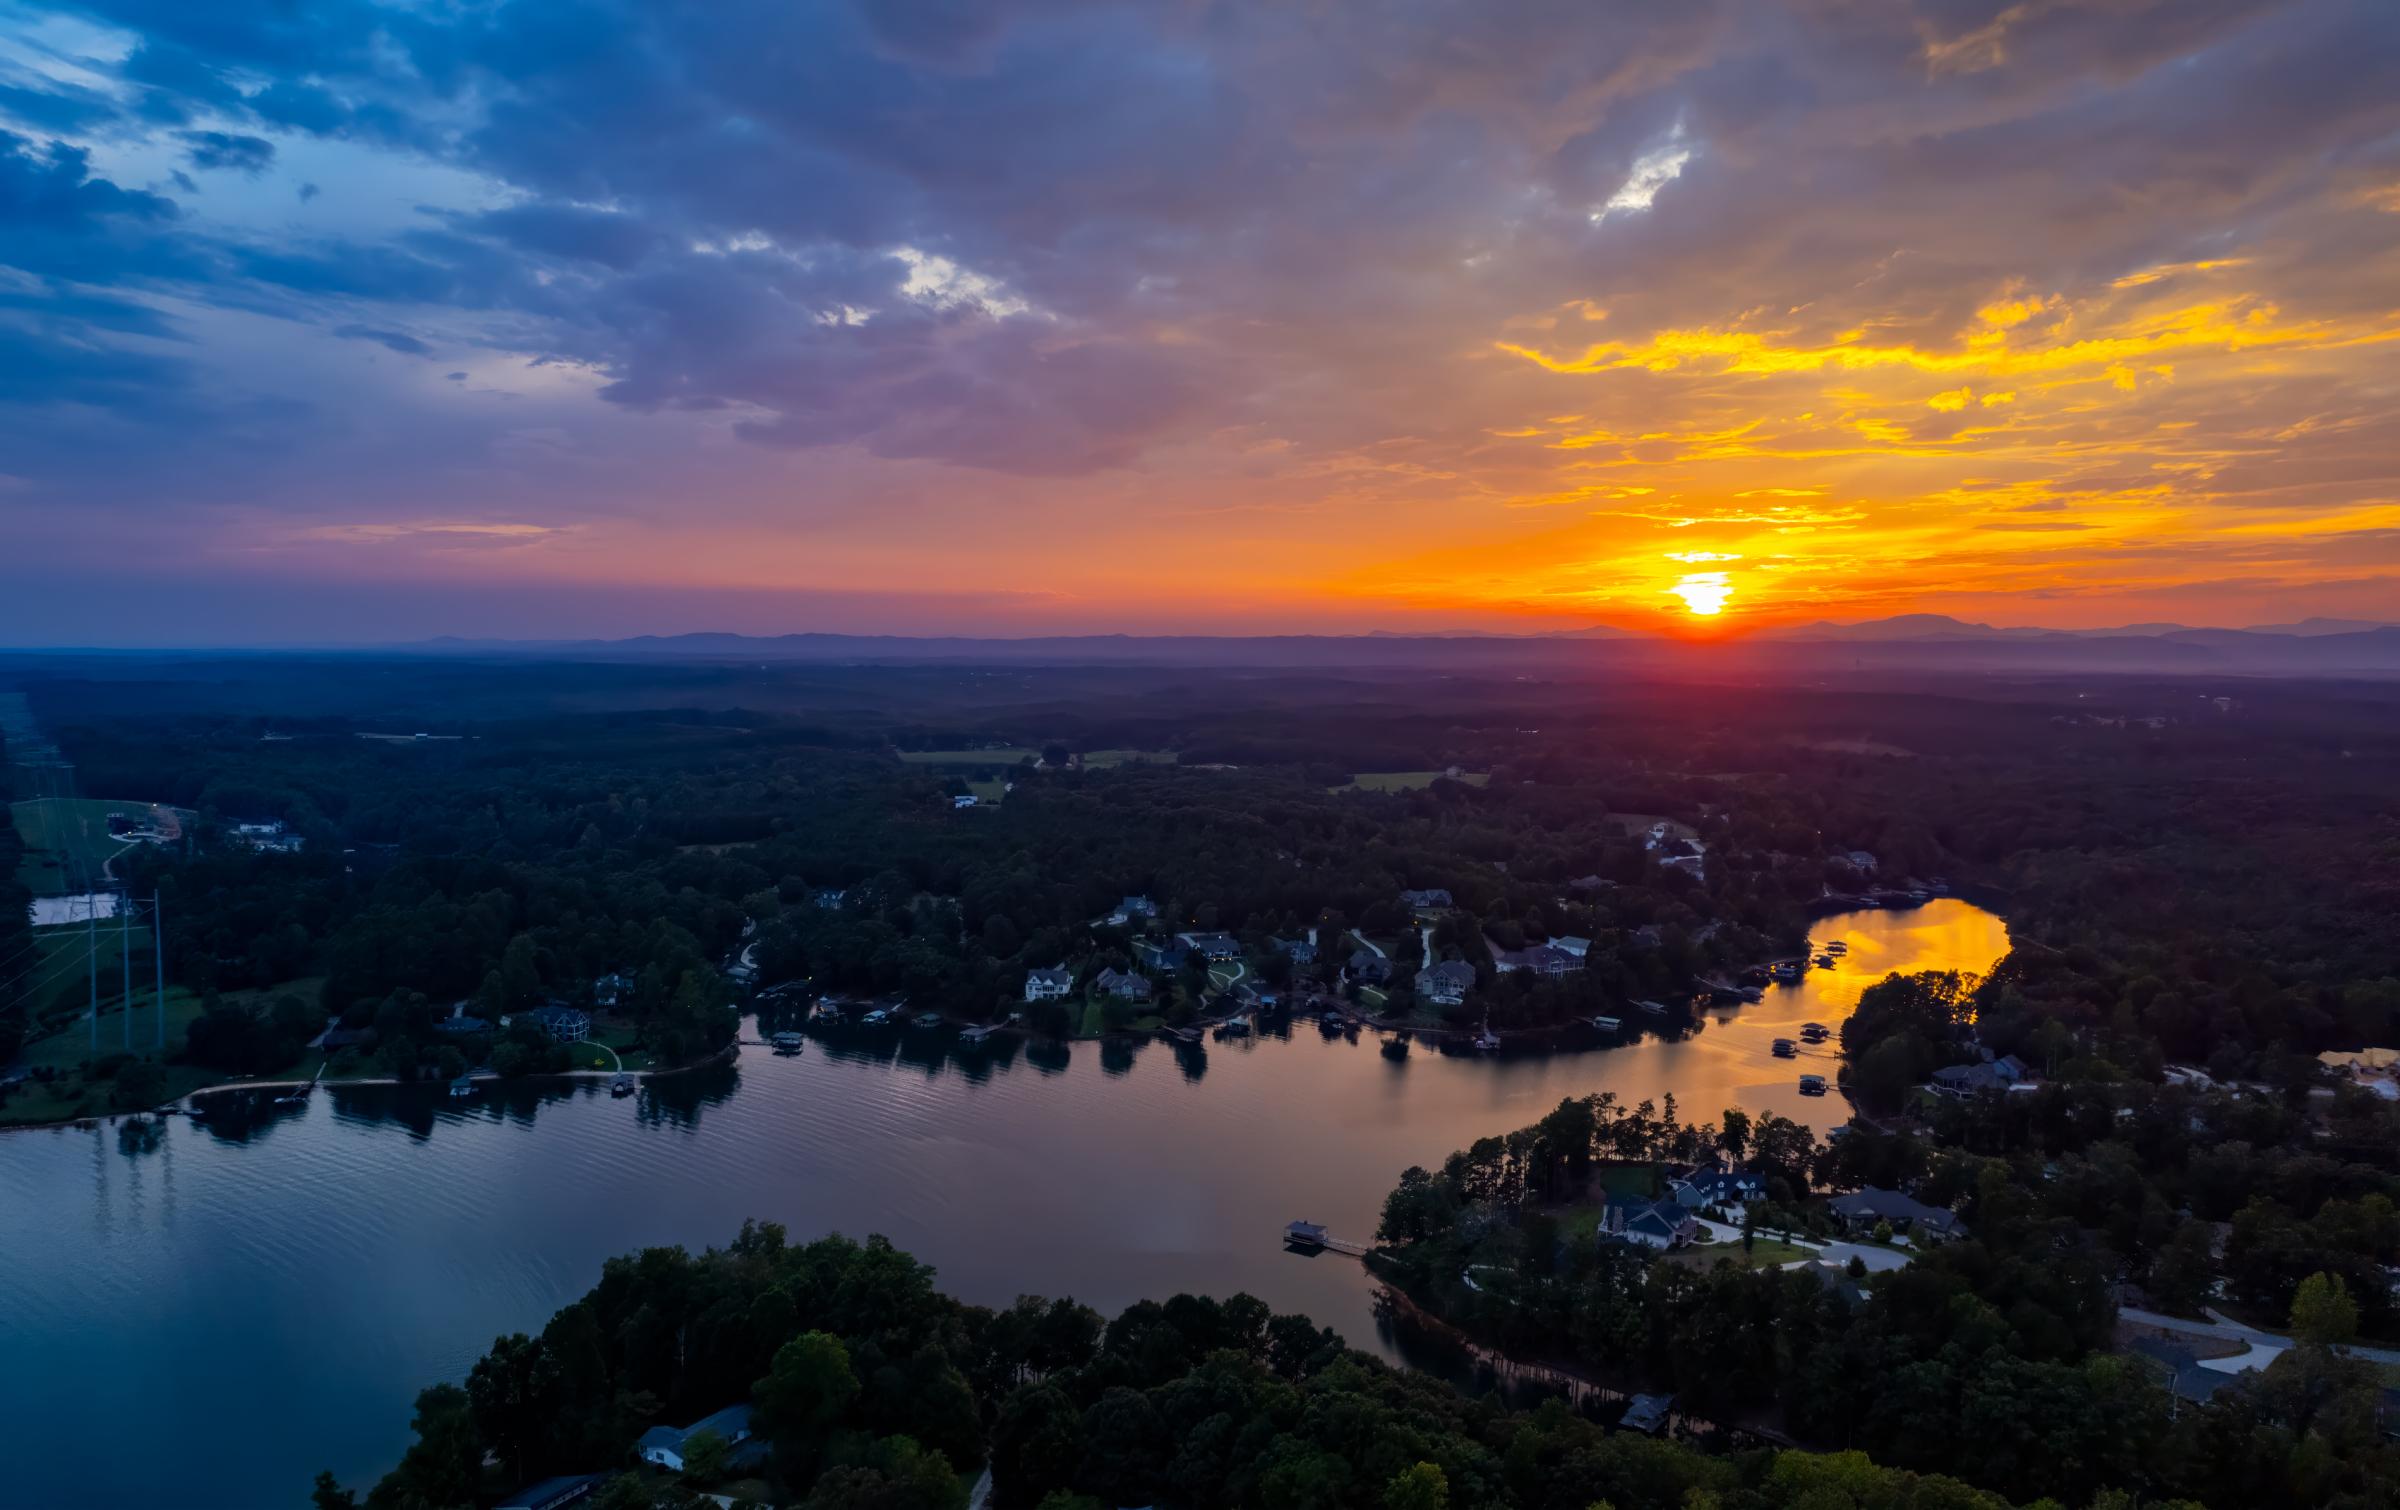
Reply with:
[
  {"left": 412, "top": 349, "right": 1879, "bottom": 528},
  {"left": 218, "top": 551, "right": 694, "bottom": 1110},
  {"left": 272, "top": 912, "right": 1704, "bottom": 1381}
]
[
  {"left": 329, "top": 1221, "right": 2213, "bottom": 1510},
  {"left": 7, "top": 655, "right": 2396, "bottom": 1117}
]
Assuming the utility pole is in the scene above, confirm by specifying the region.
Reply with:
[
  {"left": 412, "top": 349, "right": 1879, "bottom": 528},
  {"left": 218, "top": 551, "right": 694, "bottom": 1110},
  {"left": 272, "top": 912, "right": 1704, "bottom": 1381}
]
[
  {"left": 86, "top": 896, "right": 97, "bottom": 1053},
  {"left": 154, "top": 891, "right": 165, "bottom": 1051}
]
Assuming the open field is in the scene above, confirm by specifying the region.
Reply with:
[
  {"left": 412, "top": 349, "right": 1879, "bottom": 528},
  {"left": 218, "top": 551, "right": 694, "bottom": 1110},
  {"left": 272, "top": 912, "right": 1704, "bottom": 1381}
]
[
  {"left": 896, "top": 747, "right": 1038, "bottom": 766},
  {"left": 1338, "top": 770, "right": 1490, "bottom": 793},
  {"left": 1081, "top": 749, "right": 1176, "bottom": 768},
  {"left": 1, "top": 977, "right": 328, "bottom": 1126},
  {"left": 963, "top": 777, "right": 1009, "bottom": 805},
  {"left": 12, "top": 797, "right": 153, "bottom": 894}
]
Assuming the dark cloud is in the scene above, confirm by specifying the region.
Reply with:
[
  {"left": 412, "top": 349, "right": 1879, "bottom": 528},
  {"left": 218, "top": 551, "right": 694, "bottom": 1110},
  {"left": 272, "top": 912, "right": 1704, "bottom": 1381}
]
[
  {"left": 333, "top": 324, "right": 432, "bottom": 356},
  {"left": 177, "top": 129, "right": 275, "bottom": 175}
]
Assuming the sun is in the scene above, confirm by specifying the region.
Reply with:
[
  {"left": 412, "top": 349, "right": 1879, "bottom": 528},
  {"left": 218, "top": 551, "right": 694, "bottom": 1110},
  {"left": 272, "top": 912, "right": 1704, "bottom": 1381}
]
[{"left": 1670, "top": 571, "right": 1734, "bottom": 616}]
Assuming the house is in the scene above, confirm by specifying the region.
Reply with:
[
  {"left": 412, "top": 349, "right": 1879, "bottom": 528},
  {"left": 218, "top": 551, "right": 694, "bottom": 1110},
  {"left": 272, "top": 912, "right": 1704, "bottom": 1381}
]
[
  {"left": 1024, "top": 966, "right": 1076, "bottom": 1001},
  {"left": 1828, "top": 1187, "right": 1965, "bottom": 1241},
  {"left": 814, "top": 888, "right": 849, "bottom": 909},
  {"left": 496, "top": 1475, "right": 607, "bottom": 1510},
  {"left": 1619, "top": 1393, "right": 1676, "bottom": 1434},
  {"left": 1931, "top": 1062, "right": 2007, "bottom": 1095},
  {"left": 1552, "top": 935, "right": 1592, "bottom": 959},
  {"left": 1095, "top": 967, "right": 1154, "bottom": 1001},
  {"left": 1272, "top": 936, "right": 1318, "bottom": 965},
  {"left": 1398, "top": 888, "right": 1453, "bottom": 910},
  {"left": 1133, "top": 938, "right": 1189, "bottom": 971},
  {"left": 951, "top": 793, "right": 978, "bottom": 808},
  {"left": 1110, "top": 895, "right": 1159, "bottom": 924},
  {"left": 1174, "top": 931, "right": 1243, "bottom": 961},
  {"left": 1670, "top": 1168, "right": 1767, "bottom": 1214},
  {"left": 516, "top": 1004, "right": 592, "bottom": 1043},
  {"left": 448, "top": 1074, "right": 477, "bottom": 1099},
  {"left": 2125, "top": 1336, "right": 2242, "bottom": 1409},
  {"left": 433, "top": 1013, "right": 490, "bottom": 1038},
  {"left": 1416, "top": 961, "right": 1476, "bottom": 1007},
  {"left": 1600, "top": 1194, "right": 1700, "bottom": 1250},
  {"left": 637, "top": 1403, "right": 755, "bottom": 1472},
  {"left": 1346, "top": 949, "right": 1391, "bottom": 984},
  {"left": 1492, "top": 944, "right": 1578, "bottom": 977},
  {"left": 593, "top": 971, "right": 634, "bottom": 1008},
  {"left": 1840, "top": 850, "right": 1879, "bottom": 873}
]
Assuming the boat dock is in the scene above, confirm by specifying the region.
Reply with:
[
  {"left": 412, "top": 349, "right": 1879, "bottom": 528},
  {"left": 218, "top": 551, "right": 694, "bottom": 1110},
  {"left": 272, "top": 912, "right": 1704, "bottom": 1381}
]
[{"left": 1283, "top": 1221, "right": 1371, "bottom": 1256}]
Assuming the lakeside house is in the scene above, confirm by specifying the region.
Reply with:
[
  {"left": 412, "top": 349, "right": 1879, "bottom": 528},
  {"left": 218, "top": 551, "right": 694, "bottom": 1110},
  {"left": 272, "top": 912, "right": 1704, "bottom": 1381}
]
[
  {"left": 1491, "top": 943, "right": 1578, "bottom": 977},
  {"left": 593, "top": 971, "right": 633, "bottom": 1008},
  {"left": 448, "top": 1074, "right": 477, "bottom": 1099},
  {"left": 1599, "top": 1194, "right": 1701, "bottom": 1250},
  {"left": 514, "top": 1004, "right": 592, "bottom": 1043},
  {"left": 1174, "top": 931, "right": 1244, "bottom": 961},
  {"left": 1024, "top": 966, "right": 1076, "bottom": 1001},
  {"left": 1346, "top": 949, "right": 1391, "bottom": 984},
  {"left": 1552, "top": 935, "right": 1592, "bottom": 958},
  {"left": 1620, "top": 1393, "right": 1676, "bottom": 1434},
  {"left": 1095, "top": 967, "right": 1154, "bottom": 1002},
  {"left": 1828, "top": 1187, "right": 1966, "bottom": 1241},
  {"left": 637, "top": 1403, "right": 755, "bottom": 1472},
  {"left": 1416, "top": 960, "right": 1475, "bottom": 1007},
  {"left": 1399, "top": 888, "right": 1454, "bottom": 910}
]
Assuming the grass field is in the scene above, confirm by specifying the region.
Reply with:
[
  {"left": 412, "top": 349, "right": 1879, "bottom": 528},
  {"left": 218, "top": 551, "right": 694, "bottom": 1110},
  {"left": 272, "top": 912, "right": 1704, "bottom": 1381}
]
[
  {"left": 1081, "top": 749, "right": 1176, "bottom": 768},
  {"left": 1208, "top": 959, "right": 1248, "bottom": 990},
  {"left": 1663, "top": 1237, "right": 1817, "bottom": 1271},
  {"left": 12, "top": 797, "right": 162, "bottom": 895},
  {"left": 1078, "top": 996, "right": 1108, "bottom": 1038},
  {"left": 964, "top": 777, "right": 1008, "bottom": 805},
  {"left": 1338, "top": 771, "right": 1490, "bottom": 793},
  {"left": 1, "top": 977, "right": 326, "bottom": 1126},
  {"left": 897, "top": 747, "right": 1038, "bottom": 767}
]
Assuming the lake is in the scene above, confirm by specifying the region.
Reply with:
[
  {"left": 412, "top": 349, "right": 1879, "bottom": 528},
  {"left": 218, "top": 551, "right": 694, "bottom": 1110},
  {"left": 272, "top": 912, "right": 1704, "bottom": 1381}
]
[{"left": 0, "top": 900, "right": 2006, "bottom": 1507}]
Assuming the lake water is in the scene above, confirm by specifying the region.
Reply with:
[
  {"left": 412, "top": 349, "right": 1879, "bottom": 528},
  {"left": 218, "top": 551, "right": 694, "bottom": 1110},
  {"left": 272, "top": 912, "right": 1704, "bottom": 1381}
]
[{"left": 0, "top": 901, "right": 2006, "bottom": 1508}]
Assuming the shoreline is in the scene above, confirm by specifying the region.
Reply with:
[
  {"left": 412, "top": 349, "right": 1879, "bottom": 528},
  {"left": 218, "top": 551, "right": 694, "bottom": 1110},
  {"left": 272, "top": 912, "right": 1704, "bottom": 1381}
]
[{"left": 0, "top": 1044, "right": 740, "bottom": 1135}]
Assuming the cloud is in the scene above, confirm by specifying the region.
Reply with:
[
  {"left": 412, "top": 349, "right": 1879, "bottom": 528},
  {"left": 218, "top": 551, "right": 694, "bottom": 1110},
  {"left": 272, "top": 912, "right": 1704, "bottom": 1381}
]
[
  {"left": 176, "top": 129, "right": 276, "bottom": 175},
  {"left": 332, "top": 325, "right": 432, "bottom": 356},
  {"left": 0, "top": 0, "right": 2393, "bottom": 635}
]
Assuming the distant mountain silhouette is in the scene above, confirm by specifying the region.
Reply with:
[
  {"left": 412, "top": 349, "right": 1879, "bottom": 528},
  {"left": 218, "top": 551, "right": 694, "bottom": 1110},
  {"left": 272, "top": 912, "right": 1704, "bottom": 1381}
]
[{"left": 396, "top": 621, "right": 2400, "bottom": 675}]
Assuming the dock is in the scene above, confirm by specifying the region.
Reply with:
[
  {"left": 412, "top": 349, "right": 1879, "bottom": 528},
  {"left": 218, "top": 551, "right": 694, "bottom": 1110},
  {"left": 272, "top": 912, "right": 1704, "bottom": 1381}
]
[{"left": 1283, "top": 1221, "right": 1371, "bottom": 1257}]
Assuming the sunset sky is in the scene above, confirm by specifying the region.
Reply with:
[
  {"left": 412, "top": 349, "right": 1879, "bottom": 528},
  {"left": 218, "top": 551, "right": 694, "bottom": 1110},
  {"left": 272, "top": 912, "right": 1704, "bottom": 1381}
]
[{"left": 1, "top": 0, "right": 2395, "bottom": 642}]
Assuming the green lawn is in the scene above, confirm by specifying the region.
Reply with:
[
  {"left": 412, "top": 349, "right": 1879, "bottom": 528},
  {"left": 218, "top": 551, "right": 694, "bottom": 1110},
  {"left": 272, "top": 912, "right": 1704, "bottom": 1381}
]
[
  {"left": 1337, "top": 771, "right": 1491, "bottom": 793},
  {"left": 1208, "top": 959, "right": 1248, "bottom": 990},
  {"left": 1078, "top": 996, "right": 1108, "bottom": 1038},
  {"left": 896, "top": 747, "right": 1038, "bottom": 766},
  {"left": 2, "top": 976, "right": 324, "bottom": 1125},
  {"left": 964, "top": 777, "right": 1008, "bottom": 805},
  {"left": 1666, "top": 1236, "right": 1817, "bottom": 1271},
  {"left": 12, "top": 797, "right": 162, "bottom": 896},
  {"left": 1081, "top": 749, "right": 1176, "bottom": 768}
]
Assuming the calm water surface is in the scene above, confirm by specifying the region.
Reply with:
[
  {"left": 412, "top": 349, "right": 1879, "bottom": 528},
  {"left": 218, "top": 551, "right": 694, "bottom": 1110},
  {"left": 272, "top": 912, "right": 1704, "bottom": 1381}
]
[{"left": 0, "top": 901, "right": 2004, "bottom": 1508}]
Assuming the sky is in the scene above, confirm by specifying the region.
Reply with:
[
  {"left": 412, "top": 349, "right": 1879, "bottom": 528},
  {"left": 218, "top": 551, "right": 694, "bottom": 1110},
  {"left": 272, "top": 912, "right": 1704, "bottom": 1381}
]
[{"left": 0, "top": 0, "right": 2396, "bottom": 644}]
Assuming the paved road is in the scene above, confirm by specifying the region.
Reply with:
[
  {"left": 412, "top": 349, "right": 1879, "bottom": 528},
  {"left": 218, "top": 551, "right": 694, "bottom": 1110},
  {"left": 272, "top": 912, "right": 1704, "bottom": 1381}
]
[
  {"left": 1689, "top": 1217, "right": 1913, "bottom": 1274},
  {"left": 2118, "top": 1305, "right": 2400, "bottom": 1369}
]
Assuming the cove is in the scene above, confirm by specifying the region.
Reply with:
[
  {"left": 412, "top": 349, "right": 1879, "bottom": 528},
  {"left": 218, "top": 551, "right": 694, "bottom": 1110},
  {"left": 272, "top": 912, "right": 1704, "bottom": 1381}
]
[{"left": 0, "top": 900, "right": 2007, "bottom": 1508}]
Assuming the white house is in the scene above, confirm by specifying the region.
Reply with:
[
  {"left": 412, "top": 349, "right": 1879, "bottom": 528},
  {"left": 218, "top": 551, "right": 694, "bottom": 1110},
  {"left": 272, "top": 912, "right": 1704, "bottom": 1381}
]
[
  {"left": 1416, "top": 961, "right": 1475, "bottom": 1007},
  {"left": 1024, "top": 966, "right": 1075, "bottom": 1001}
]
